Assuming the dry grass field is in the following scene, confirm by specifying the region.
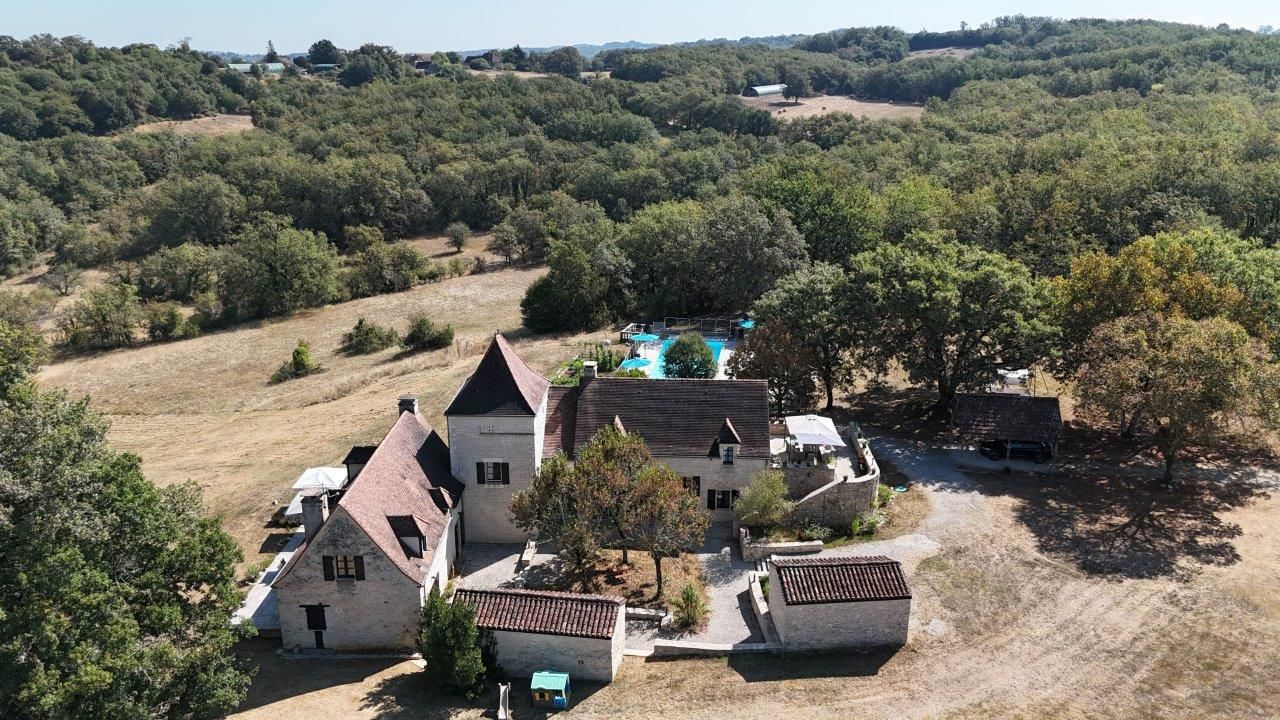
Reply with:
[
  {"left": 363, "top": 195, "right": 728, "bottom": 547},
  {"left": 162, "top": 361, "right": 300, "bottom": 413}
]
[
  {"left": 131, "top": 114, "right": 256, "bottom": 136},
  {"left": 907, "top": 47, "right": 980, "bottom": 60},
  {"left": 35, "top": 266, "right": 599, "bottom": 568},
  {"left": 742, "top": 94, "right": 926, "bottom": 121}
]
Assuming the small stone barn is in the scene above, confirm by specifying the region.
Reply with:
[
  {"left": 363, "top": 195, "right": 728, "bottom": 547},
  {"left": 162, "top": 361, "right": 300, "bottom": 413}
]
[
  {"left": 453, "top": 588, "right": 625, "bottom": 682},
  {"left": 952, "top": 392, "right": 1062, "bottom": 455},
  {"left": 767, "top": 556, "right": 911, "bottom": 650}
]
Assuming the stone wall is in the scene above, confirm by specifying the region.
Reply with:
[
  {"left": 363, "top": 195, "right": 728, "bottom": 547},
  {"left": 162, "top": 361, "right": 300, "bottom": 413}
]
[
  {"left": 767, "top": 563, "right": 909, "bottom": 650},
  {"left": 487, "top": 604, "right": 624, "bottom": 681},
  {"left": 277, "top": 507, "right": 451, "bottom": 652},
  {"left": 738, "top": 527, "right": 823, "bottom": 562},
  {"left": 447, "top": 396, "right": 546, "bottom": 544},
  {"left": 789, "top": 476, "right": 878, "bottom": 530},
  {"left": 782, "top": 464, "right": 836, "bottom": 498},
  {"left": 661, "top": 454, "right": 767, "bottom": 523}
]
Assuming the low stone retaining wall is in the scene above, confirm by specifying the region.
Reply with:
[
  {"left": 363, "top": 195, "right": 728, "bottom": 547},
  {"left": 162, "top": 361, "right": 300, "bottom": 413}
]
[
  {"left": 517, "top": 539, "right": 537, "bottom": 570},
  {"left": 626, "top": 607, "right": 668, "bottom": 623},
  {"left": 649, "top": 640, "right": 784, "bottom": 657},
  {"left": 739, "top": 527, "right": 822, "bottom": 562},
  {"left": 747, "top": 572, "right": 779, "bottom": 643}
]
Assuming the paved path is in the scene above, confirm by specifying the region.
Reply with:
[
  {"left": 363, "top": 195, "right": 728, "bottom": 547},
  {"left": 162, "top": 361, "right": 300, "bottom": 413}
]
[
  {"left": 232, "top": 528, "right": 306, "bottom": 632},
  {"left": 625, "top": 523, "right": 762, "bottom": 651}
]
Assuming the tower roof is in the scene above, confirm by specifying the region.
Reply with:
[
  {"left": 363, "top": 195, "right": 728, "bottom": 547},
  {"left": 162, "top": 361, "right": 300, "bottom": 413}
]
[{"left": 444, "top": 334, "right": 550, "bottom": 416}]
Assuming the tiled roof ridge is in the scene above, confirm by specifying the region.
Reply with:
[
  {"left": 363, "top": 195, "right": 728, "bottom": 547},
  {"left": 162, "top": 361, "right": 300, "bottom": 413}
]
[{"left": 454, "top": 587, "right": 623, "bottom": 605}]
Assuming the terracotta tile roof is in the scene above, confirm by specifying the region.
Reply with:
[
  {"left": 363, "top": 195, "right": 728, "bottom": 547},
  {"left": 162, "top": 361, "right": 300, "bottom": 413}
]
[
  {"left": 445, "top": 334, "right": 550, "bottom": 416},
  {"left": 953, "top": 393, "right": 1062, "bottom": 445},
  {"left": 542, "top": 385, "right": 578, "bottom": 458},
  {"left": 453, "top": 588, "right": 623, "bottom": 639},
  {"left": 552, "top": 378, "right": 769, "bottom": 459},
  {"left": 275, "top": 410, "right": 462, "bottom": 586},
  {"left": 772, "top": 556, "right": 911, "bottom": 605}
]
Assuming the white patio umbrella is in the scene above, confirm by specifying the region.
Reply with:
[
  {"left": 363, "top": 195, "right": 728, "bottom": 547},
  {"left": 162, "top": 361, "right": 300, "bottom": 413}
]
[
  {"left": 291, "top": 466, "right": 348, "bottom": 491},
  {"left": 784, "top": 414, "right": 847, "bottom": 447}
]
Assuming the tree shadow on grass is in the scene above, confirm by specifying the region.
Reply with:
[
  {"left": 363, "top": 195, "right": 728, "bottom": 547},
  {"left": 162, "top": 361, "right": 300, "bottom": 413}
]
[{"left": 974, "top": 468, "right": 1266, "bottom": 580}]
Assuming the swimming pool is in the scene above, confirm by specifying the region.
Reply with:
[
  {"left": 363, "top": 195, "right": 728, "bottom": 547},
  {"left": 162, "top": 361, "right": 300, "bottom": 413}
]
[{"left": 650, "top": 337, "right": 727, "bottom": 379}]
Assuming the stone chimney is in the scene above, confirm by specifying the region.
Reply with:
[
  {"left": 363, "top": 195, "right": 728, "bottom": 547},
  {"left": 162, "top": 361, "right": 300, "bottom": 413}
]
[
  {"left": 398, "top": 394, "right": 419, "bottom": 416},
  {"left": 300, "top": 490, "right": 329, "bottom": 542},
  {"left": 581, "top": 360, "right": 598, "bottom": 385}
]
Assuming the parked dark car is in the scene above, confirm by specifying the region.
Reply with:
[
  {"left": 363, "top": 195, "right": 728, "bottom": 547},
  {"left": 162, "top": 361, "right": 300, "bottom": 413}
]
[{"left": 978, "top": 440, "right": 1051, "bottom": 463}]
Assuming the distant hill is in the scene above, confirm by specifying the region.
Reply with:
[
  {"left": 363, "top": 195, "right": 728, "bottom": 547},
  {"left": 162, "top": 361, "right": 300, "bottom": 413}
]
[{"left": 455, "top": 40, "right": 659, "bottom": 59}]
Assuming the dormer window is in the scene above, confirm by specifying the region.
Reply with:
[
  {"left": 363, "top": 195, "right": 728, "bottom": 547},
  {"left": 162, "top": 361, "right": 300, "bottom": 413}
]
[{"left": 722, "top": 445, "right": 736, "bottom": 464}]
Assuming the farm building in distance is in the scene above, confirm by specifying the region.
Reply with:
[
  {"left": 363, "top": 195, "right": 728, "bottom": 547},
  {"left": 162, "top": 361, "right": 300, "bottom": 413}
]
[
  {"left": 453, "top": 588, "right": 626, "bottom": 681},
  {"left": 767, "top": 555, "right": 912, "bottom": 650},
  {"left": 744, "top": 83, "right": 787, "bottom": 97}
]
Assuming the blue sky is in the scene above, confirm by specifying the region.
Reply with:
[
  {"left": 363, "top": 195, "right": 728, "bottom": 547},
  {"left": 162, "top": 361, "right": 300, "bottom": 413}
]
[{"left": 5, "top": 1, "right": 1276, "bottom": 53}]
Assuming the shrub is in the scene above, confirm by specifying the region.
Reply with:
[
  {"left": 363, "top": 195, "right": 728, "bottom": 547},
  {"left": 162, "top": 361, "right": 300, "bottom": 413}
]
[
  {"left": 611, "top": 368, "right": 648, "bottom": 378},
  {"left": 57, "top": 282, "right": 142, "bottom": 351},
  {"left": 138, "top": 243, "right": 218, "bottom": 302},
  {"left": 796, "top": 519, "right": 832, "bottom": 542},
  {"left": 445, "top": 222, "right": 471, "bottom": 252},
  {"left": 875, "top": 482, "right": 893, "bottom": 508},
  {"left": 417, "top": 592, "right": 488, "bottom": 698},
  {"left": 340, "top": 318, "right": 399, "bottom": 354},
  {"left": 271, "top": 339, "right": 323, "bottom": 383},
  {"left": 471, "top": 256, "right": 487, "bottom": 275},
  {"left": 56, "top": 224, "right": 123, "bottom": 267},
  {"left": 734, "top": 470, "right": 794, "bottom": 530},
  {"left": 446, "top": 256, "right": 469, "bottom": 278},
  {"left": 670, "top": 583, "right": 708, "bottom": 629},
  {"left": 343, "top": 224, "right": 384, "bottom": 253},
  {"left": 661, "top": 332, "right": 716, "bottom": 378},
  {"left": 143, "top": 301, "right": 199, "bottom": 342},
  {"left": 347, "top": 242, "right": 431, "bottom": 297},
  {"left": 585, "top": 342, "right": 620, "bottom": 372},
  {"left": 402, "top": 315, "right": 454, "bottom": 352},
  {"left": 850, "top": 512, "right": 883, "bottom": 536},
  {"left": 42, "top": 262, "right": 82, "bottom": 296}
]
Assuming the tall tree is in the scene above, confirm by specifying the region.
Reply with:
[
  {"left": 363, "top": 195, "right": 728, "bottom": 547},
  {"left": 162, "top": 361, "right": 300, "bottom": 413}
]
[
  {"left": 574, "top": 425, "right": 654, "bottom": 565},
  {"left": 510, "top": 454, "right": 599, "bottom": 588},
  {"left": 307, "top": 39, "right": 342, "bottom": 65},
  {"left": 0, "top": 367, "right": 252, "bottom": 718},
  {"left": 847, "top": 234, "right": 1056, "bottom": 411},
  {"left": 661, "top": 332, "right": 717, "bottom": 379},
  {"left": 753, "top": 262, "right": 854, "bottom": 410},
  {"left": 726, "top": 318, "right": 818, "bottom": 416},
  {"left": 1075, "top": 313, "right": 1280, "bottom": 483},
  {"left": 700, "top": 194, "right": 807, "bottom": 312},
  {"left": 630, "top": 464, "right": 709, "bottom": 597},
  {"left": 542, "top": 46, "right": 583, "bottom": 79}
]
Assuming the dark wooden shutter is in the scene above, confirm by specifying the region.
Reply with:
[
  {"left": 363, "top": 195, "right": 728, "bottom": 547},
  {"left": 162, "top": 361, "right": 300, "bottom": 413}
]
[
  {"left": 501, "top": 463, "right": 510, "bottom": 484},
  {"left": 354, "top": 555, "right": 365, "bottom": 580},
  {"left": 476, "top": 462, "right": 485, "bottom": 484},
  {"left": 707, "top": 489, "right": 715, "bottom": 510},
  {"left": 322, "top": 555, "right": 335, "bottom": 581}
]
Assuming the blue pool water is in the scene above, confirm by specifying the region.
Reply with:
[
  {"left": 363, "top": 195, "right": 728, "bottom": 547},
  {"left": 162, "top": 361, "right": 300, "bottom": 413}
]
[{"left": 650, "top": 337, "right": 726, "bottom": 379}]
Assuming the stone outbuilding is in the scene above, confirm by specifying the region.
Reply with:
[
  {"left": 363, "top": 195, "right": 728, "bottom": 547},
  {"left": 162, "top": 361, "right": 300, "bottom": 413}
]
[
  {"left": 767, "top": 556, "right": 911, "bottom": 650},
  {"left": 453, "top": 588, "right": 626, "bottom": 682}
]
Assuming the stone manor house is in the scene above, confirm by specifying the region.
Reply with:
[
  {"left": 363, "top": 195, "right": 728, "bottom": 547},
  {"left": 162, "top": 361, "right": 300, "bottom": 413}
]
[{"left": 273, "top": 333, "right": 769, "bottom": 652}]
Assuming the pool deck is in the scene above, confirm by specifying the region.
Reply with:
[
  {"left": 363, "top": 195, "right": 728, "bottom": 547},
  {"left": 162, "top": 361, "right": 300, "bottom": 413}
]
[{"left": 636, "top": 336, "right": 735, "bottom": 379}]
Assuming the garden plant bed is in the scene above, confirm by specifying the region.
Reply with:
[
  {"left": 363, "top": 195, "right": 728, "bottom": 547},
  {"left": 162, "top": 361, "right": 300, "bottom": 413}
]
[{"left": 527, "top": 549, "right": 708, "bottom": 612}]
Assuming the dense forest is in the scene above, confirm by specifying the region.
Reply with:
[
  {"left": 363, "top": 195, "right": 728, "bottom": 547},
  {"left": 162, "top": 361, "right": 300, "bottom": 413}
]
[{"left": 0, "top": 17, "right": 1278, "bottom": 373}]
